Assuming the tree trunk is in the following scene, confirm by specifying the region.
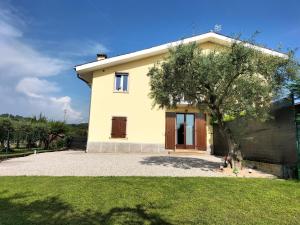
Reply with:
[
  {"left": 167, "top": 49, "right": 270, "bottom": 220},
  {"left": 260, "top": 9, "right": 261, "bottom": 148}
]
[
  {"left": 7, "top": 130, "right": 10, "bottom": 151},
  {"left": 220, "top": 126, "right": 237, "bottom": 168},
  {"left": 47, "top": 134, "right": 58, "bottom": 149},
  {"left": 27, "top": 139, "right": 32, "bottom": 150},
  {"left": 16, "top": 139, "right": 20, "bottom": 149},
  {"left": 219, "top": 122, "right": 235, "bottom": 153},
  {"left": 7, "top": 139, "right": 10, "bottom": 151},
  {"left": 0, "top": 140, "right": 4, "bottom": 151},
  {"left": 212, "top": 109, "right": 241, "bottom": 168},
  {"left": 43, "top": 139, "right": 49, "bottom": 150}
]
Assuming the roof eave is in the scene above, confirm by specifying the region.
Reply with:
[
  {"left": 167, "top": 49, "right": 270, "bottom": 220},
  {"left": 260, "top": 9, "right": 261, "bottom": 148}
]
[{"left": 75, "top": 32, "right": 288, "bottom": 75}]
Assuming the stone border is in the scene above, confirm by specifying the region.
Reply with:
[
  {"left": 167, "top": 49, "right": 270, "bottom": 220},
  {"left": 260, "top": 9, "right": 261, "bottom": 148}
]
[
  {"left": 87, "top": 142, "right": 165, "bottom": 153},
  {"left": 244, "top": 160, "right": 283, "bottom": 177}
]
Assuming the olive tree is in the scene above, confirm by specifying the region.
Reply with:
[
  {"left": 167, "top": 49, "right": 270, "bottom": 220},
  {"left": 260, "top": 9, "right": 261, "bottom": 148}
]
[
  {"left": 147, "top": 38, "right": 298, "bottom": 162},
  {"left": 289, "top": 77, "right": 300, "bottom": 100},
  {"left": 42, "top": 121, "right": 67, "bottom": 149},
  {"left": 13, "top": 120, "right": 26, "bottom": 149},
  {"left": 0, "top": 118, "right": 14, "bottom": 151}
]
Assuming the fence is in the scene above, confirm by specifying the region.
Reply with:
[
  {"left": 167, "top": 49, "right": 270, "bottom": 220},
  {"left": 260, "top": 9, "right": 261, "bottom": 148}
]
[
  {"left": 69, "top": 137, "right": 87, "bottom": 150},
  {"left": 213, "top": 98, "right": 298, "bottom": 166}
]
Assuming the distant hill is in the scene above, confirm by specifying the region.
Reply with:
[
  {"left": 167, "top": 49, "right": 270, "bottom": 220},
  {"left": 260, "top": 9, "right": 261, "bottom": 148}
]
[{"left": 0, "top": 114, "right": 34, "bottom": 121}]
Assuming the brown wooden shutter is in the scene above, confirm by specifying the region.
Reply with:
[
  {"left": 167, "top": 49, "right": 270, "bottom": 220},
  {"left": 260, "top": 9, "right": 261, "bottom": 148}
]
[
  {"left": 111, "top": 117, "right": 127, "bottom": 138},
  {"left": 119, "top": 117, "right": 127, "bottom": 138},
  {"left": 195, "top": 113, "right": 207, "bottom": 150},
  {"left": 111, "top": 117, "right": 118, "bottom": 137},
  {"left": 165, "top": 112, "right": 176, "bottom": 149}
]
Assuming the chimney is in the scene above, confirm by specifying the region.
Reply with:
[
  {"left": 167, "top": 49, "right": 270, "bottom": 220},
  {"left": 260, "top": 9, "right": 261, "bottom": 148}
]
[{"left": 97, "top": 53, "right": 107, "bottom": 61}]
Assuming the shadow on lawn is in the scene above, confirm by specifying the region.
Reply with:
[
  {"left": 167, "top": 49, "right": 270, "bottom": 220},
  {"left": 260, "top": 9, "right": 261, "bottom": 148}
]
[
  {"left": 0, "top": 191, "right": 173, "bottom": 225},
  {"left": 140, "top": 156, "right": 220, "bottom": 171}
]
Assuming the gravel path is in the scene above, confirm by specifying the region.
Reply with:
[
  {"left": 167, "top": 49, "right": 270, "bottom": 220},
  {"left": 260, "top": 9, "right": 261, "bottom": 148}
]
[{"left": 0, "top": 150, "right": 275, "bottom": 177}]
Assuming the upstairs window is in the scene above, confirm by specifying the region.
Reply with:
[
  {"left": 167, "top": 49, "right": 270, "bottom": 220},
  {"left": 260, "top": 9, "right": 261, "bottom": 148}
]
[
  {"left": 111, "top": 117, "right": 127, "bottom": 138},
  {"left": 114, "top": 73, "right": 128, "bottom": 92}
]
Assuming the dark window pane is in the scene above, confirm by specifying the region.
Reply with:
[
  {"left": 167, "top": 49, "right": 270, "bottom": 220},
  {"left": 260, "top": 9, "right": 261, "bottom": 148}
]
[
  {"left": 115, "top": 75, "right": 121, "bottom": 90},
  {"left": 176, "top": 114, "right": 184, "bottom": 145},
  {"left": 123, "top": 75, "right": 128, "bottom": 91}
]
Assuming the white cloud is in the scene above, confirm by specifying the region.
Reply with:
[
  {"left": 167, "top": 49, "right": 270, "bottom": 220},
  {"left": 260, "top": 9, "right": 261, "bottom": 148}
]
[
  {"left": 73, "top": 41, "right": 108, "bottom": 56},
  {"left": 0, "top": 6, "right": 90, "bottom": 123},
  {"left": 0, "top": 6, "right": 24, "bottom": 37},
  {"left": 1, "top": 92, "right": 83, "bottom": 123},
  {"left": 0, "top": 19, "right": 21, "bottom": 37},
  {"left": 16, "top": 77, "right": 60, "bottom": 98},
  {"left": 56, "top": 40, "right": 109, "bottom": 58},
  {"left": 50, "top": 96, "right": 82, "bottom": 122},
  {"left": 0, "top": 31, "right": 69, "bottom": 78},
  {"left": 0, "top": 6, "right": 69, "bottom": 78},
  {"left": 14, "top": 77, "right": 83, "bottom": 122}
]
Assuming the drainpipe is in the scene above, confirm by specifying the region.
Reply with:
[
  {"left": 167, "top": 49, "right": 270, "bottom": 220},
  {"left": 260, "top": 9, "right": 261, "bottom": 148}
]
[
  {"left": 76, "top": 72, "right": 91, "bottom": 88},
  {"left": 74, "top": 69, "right": 92, "bottom": 153},
  {"left": 292, "top": 93, "right": 300, "bottom": 179}
]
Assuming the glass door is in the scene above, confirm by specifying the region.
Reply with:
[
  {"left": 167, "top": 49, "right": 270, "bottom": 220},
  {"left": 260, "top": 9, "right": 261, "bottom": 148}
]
[
  {"left": 185, "top": 114, "right": 195, "bottom": 149},
  {"left": 176, "top": 113, "right": 195, "bottom": 149},
  {"left": 176, "top": 114, "right": 185, "bottom": 149}
]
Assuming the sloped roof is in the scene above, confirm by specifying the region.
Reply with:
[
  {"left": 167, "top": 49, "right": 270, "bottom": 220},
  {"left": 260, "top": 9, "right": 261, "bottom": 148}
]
[{"left": 75, "top": 32, "right": 287, "bottom": 83}]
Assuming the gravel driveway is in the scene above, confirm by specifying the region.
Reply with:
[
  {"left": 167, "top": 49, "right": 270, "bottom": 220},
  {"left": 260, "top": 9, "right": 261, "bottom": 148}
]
[{"left": 0, "top": 150, "right": 274, "bottom": 177}]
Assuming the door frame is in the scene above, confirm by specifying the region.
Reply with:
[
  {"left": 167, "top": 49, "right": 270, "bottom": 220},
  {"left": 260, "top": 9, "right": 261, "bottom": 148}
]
[{"left": 175, "top": 113, "right": 195, "bottom": 149}]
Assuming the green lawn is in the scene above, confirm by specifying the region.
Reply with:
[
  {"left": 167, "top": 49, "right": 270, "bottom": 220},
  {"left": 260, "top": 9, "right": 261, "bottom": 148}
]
[{"left": 0, "top": 177, "right": 299, "bottom": 225}]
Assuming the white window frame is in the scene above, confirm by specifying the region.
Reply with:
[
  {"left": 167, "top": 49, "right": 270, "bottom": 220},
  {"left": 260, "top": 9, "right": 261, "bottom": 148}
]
[{"left": 114, "top": 73, "right": 129, "bottom": 92}]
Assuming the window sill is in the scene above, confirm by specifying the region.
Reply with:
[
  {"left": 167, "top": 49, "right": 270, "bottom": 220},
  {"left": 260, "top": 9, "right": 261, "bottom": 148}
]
[
  {"left": 113, "top": 91, "right": 129, "bottom": 94},
  {"left": 109, "top": 137, "right": 128, "bottom": 140}
]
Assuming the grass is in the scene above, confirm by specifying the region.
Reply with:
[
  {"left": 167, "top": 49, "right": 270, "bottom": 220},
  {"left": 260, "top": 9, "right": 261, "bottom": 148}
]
[{"left": 0, "top": 177, "right": 299, "bottom": 225}]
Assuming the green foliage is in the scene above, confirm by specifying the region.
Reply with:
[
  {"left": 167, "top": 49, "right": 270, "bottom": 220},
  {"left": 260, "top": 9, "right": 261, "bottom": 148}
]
[
  {"left": 148, "top": 36, "right": 299, "bottom": 153},
  {"left": 0, "top": 114, "right": 87, "bottom": 151},
  {"left": 54, "top": 136, "right": 72, "bottom": 149},
  {"left": 289, "top": 76, "right": 300, "bottom": 99},
  {"left": 20, "top": 122, "right": 35, "bottom": 148},
  {"left": 148, "top": 41, "right": 297, "bottom": 120},
  {"left": 49, "top": 121, "right": 68, "bottom": 136},
  {"left": 233, "top": 167, "right": 239, "bottom": 175},
  {"left": 0, "top": 118, "right": 14, "bottom": 150},
  {"left": 67, "top": 123, "right": 88, "bottom": 137}
]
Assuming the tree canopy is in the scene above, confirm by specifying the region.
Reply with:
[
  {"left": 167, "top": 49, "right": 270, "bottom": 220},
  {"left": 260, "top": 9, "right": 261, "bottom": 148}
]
[{"left": 147, "top": 38, "right": 299, "bottom": 158}]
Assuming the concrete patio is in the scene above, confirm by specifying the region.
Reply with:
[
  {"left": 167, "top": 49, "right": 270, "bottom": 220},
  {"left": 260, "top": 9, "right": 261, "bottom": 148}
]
[{"left": 0, "top": 150, "right": 275, "bottom": 177}]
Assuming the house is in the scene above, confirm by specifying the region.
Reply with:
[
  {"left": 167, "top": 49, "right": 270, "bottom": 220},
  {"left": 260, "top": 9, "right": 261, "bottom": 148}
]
[{"left": 75, "top": 32, "right": 285, "bottom": 154}]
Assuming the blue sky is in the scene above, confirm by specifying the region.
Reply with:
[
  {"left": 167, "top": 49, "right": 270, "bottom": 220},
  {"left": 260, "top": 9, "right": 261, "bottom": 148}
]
[{"left": 0, "top": 0, "right": 299, "bottom": 123}]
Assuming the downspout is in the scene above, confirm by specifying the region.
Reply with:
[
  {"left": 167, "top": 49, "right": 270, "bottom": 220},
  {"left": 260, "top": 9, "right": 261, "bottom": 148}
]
[
  {"left": 292, "top": 92, "right": 300, "bottom": 180},
  {"left": 76, "top": 72, "right": 91, "bottom": 87},
  {"left": 74, "top": 69, "right": 92, "bottom": 153}
]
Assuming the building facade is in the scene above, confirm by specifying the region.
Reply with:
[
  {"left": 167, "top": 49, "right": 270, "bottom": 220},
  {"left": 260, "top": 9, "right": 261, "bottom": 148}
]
[{"left": 75, "top": 32, "right": 285, "bottom": 153}]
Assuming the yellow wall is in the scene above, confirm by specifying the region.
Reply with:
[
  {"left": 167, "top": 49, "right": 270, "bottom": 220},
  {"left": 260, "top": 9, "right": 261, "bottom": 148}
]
[
  {"left": 88, "top": 42, "right": 219, "bottom": 146},
  {"left": 89, "top": 54, "right": 166, "bottom": 144}
]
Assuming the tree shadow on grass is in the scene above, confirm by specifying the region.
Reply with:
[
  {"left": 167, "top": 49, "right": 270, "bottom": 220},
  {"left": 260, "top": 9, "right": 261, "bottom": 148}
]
[
  {"left": 0, "top": 191, "right": 173, "bottom": 225},
  {"left": 140, "top": 156, "right": 221, "bottom": 171}
]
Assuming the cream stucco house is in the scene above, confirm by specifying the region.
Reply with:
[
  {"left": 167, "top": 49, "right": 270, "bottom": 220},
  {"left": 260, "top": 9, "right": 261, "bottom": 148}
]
[{"left": 75, "top": 32, "right": 285, "bottom": 154}]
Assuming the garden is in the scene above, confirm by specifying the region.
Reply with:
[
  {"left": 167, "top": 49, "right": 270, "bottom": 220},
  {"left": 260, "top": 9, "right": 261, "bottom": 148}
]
[{"left": 0, "top": 114, "right": 87, "bottom": 159}]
